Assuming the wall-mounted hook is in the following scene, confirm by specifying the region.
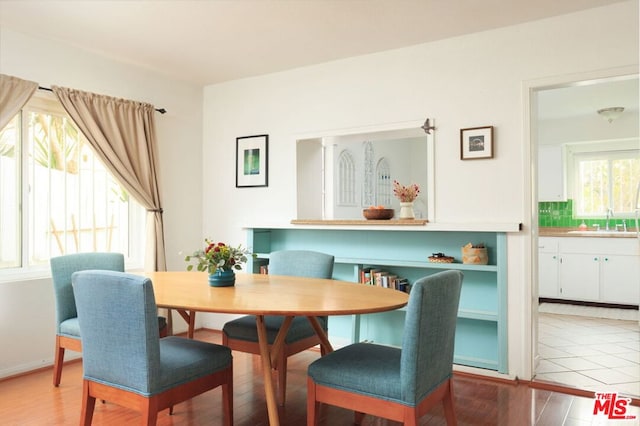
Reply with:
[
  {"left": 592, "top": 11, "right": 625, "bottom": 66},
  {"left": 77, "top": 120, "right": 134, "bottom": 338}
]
[{"left": 421, "top": 118, "right": 435, "bottom": 134}]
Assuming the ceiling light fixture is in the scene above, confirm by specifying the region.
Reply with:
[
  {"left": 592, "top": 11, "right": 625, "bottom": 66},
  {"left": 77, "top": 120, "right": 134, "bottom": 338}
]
[{"left": 597, "top": 107, "right": 624, "bottom": 123}]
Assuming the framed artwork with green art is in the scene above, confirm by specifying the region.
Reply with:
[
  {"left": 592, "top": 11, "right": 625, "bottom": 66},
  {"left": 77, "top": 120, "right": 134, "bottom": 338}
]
[{"left": 236, "top": 134, "right": 268, "bottom": 188}]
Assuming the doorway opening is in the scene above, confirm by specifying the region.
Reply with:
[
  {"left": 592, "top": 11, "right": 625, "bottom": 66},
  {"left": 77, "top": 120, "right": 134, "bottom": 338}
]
[{"left": 531, "top": 72, "right": 639, "bottom": 399}]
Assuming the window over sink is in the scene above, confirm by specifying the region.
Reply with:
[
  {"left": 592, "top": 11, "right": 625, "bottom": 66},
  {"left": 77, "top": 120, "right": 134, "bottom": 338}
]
[{"left": 567, "top": 139, "right": 639, "bottom": 218}]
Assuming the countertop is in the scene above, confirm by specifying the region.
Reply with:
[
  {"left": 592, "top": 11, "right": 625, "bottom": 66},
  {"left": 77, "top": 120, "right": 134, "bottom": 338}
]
[
  {"left": 247, "top": 220, "right": 522, "bottom": 232},
  {"left": 539, "top": 227, "right": 638, "bottom": 238}
]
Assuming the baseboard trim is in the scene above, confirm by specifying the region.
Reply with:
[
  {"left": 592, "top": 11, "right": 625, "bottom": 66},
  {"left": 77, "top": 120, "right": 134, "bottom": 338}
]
[
  {"left": 454, "top": 370, "right": 640, "bottom": 408},
  {"left": 530, "top": 379, "right": 639, "bottom": 407}
]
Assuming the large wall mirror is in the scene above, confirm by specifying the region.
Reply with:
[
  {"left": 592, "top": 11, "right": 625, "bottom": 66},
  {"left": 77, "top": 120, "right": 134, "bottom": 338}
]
[{"left": 296, "top": 120, "right": 435, "bottom": 220}]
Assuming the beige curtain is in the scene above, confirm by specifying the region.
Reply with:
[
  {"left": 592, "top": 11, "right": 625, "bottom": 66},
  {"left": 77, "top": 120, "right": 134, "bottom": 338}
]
[
  {"left": 52, "top": 86, "right": 167, "bottom": 271},
  {"left": 0, "top": 74, "right": 38, "bottom": 129}
]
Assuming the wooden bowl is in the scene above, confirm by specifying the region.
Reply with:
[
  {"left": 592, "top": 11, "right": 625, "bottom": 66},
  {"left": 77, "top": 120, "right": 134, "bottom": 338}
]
[{"left": 362, "top": 208, "right": 394, "bottom": 220}]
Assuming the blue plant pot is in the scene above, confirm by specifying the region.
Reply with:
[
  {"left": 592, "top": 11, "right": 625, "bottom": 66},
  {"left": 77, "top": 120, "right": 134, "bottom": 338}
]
[{"left": 208, "top": 269, "right": 236, "bottom": 287}]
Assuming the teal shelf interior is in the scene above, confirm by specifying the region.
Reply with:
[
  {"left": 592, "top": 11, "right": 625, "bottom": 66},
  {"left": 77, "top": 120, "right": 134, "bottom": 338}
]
[
  {"left": 266, "top": 229, "right": 498, "bottom": 266},
  {"left": 246, "top": 227, "right": 508, "bottom": 374},
  {"left": 454, "top": 318, "right": 499, "bottom": 371}
]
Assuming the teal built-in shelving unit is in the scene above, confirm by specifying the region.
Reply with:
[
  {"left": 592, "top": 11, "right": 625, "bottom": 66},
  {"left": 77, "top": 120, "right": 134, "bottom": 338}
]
[{"left": 245, "top": 223, "right": 518, "bottom": 374}]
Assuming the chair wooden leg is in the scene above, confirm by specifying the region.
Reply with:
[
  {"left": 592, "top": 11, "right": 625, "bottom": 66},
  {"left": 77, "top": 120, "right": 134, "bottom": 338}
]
[
  {"left": 141, "top": 397, "right": 158, "bottom": 426},
  {"left": 159, "top": 323, "right": 168, "bottom": 338},
  {"left": 222, "top": 372, "right": 233, "bottom": 426},
  {"left": 80, "top": 380, "right": 96, "bottom": 426},
  {"left": 306, "top": 377, "right": 318, "bottom": 426},
  {"left": 404, "top": 410, "right": 418, "bottom": 426},
  {"left": 277, "top": 354, "right": 287, "bottom": 406},
  {"left": 53, "top": 341, "right": 64, "bottom": 387},
  {"left": 443, "top": 379, "right": 457, "bottom": 426},
  {"left": 148, "top": 406, "right": 158, "bottom": 426},
  {"left": 354, "top": 411, "right": 366, "bottom": 425}
]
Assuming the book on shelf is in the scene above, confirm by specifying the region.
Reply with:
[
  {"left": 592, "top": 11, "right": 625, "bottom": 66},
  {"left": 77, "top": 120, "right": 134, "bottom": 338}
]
[
  {"left": 373, "top": 270, "right": 388, "bottom": 287},
  {"left": 395, "top": 278, "right": 409, "bottom": 293},
  {"left": 359, "top": 267, "right": 372, "bottom": 285},
  {"left": 358, "top": 266, "right": 408, "bottom": 292},
  {"left": 385, "top": 274, "right": 398, "bottom": 289}
]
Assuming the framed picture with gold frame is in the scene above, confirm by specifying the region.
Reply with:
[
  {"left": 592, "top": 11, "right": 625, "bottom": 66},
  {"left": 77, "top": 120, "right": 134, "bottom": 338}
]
[
  {"left": 236, "top": 134, "right": 268, "bottom": 187},
  {"left": 460, "top": 126, "right": 493, "bottom": 160}
]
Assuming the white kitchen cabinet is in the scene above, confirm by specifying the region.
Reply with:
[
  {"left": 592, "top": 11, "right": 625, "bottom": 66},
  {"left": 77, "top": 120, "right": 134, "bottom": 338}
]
[
  {"left": 538, "top": 236, "right": 639, "bottom": 306},
  {"left": 601, "top": 254, "right": 640, "bottom": 304},
  {"left": 538, "top": 145, "right": 566, "bottom": 202},
  {"left": 558, "top": 252, "right": 600, "bottom": 301},
  {"left": 538, "top": 237, "right": 559, "bottom": 297}
]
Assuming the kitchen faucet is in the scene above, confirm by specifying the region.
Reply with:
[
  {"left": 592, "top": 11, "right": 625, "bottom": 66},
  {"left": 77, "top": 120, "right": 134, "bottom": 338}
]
[
  {"left": 605, "top": 207, "right": 614, "bottom": 231},
  {"left": 618, "top": 219, "right": 627, "bottom": 232}
]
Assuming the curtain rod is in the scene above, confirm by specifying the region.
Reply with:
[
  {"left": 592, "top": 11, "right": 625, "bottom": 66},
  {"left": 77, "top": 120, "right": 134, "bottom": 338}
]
[{"left": 38, "top": 86, "right": 167, "bottom": 114}]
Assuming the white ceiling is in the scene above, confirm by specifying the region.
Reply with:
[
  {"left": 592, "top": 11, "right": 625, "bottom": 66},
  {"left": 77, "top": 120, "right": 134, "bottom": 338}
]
[
  {"left": 537, "top": 76, "right": 639, "bottom": 121},
  {"left": 0, "top": 0, "right": 628, "bottom": 86}
]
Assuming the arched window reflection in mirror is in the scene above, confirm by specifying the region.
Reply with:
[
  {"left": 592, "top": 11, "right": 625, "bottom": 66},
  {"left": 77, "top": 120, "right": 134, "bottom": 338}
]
[
  {"left": 363, "top": 141, "right": 374, "bottom": 207},
  {"left": 376, "top": 157, "right": 391, "bottom": 207},
  {"left": 338, "top": 149, "right": 356, "bottom": 206},
  {"left": 296, "top": 120, "right": 435, "bottom": 221}
]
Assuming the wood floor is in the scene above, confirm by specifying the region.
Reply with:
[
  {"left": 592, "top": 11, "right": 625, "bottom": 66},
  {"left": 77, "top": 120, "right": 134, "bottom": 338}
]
[{"left": 1, "top": 329, "right": 637, "bottom": 425}]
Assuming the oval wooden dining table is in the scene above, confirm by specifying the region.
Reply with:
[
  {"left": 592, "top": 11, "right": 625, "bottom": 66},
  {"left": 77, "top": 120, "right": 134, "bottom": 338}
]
[{"left": 141, "top": 271, "right": 409, "bottom": 426}]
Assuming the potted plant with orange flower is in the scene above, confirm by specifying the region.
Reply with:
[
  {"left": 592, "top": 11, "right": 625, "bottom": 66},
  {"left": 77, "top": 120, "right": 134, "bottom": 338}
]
[{"left": 185, "top": 239, "right": 253, "bottom": 287}]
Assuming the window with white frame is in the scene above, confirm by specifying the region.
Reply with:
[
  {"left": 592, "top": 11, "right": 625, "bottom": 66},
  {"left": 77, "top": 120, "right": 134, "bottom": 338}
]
[
  {"left": 569, "top": 142, "right": 640, "bottom": 218},
  {"left": 0, "top": 93, "right": 145, "bottom": 272}
]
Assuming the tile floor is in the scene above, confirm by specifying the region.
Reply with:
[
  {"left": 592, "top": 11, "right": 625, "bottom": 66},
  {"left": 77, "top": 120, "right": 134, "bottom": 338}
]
[{"left": 536, "top": 306, "right": 640, "bottom": 399}]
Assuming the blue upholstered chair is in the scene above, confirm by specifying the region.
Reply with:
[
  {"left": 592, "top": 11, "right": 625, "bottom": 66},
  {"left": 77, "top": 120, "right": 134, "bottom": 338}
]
[
  {"left": 50, "top": 252, "right": 169, "bottom": 387},
  {"left": 72, "top": 270, "right": 233, "bottom": 425},
  {"left": 222, "top": 249, "right": 334, "bottom": 406},
  {"left": 307, "top": 270, "right": 463, "bottom": 426}
]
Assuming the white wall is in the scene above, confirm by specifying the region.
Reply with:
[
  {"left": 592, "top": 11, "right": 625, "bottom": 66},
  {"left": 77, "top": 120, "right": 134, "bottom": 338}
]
[
  {"left": 0, "top": 28, "right": 204, "bottom": 378},
  {"left": 200, "top": 1, "right": 639, "bottom": 381}
]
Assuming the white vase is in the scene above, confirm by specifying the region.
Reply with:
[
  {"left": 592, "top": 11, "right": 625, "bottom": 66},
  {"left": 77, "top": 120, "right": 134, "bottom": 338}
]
[{"left": 399, "top": 202, "right": 415, "bottom": 219}]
